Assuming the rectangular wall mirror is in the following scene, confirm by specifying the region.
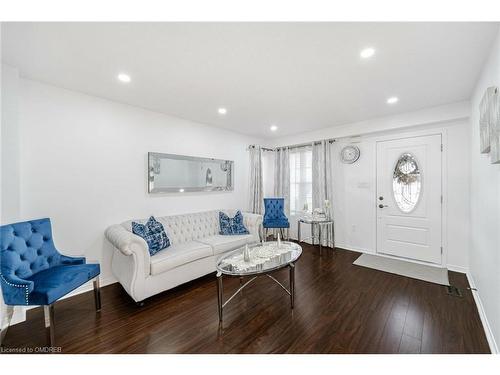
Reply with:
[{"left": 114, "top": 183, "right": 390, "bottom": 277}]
[{"left": 148, "top": 152, "right": 234, "bottom": 193}]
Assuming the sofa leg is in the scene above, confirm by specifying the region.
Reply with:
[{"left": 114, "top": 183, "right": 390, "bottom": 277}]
[
  {"left": 93, "top": 277, "right": 102, "bottom": 312},
  {"left": 44, "top": 304, "right": 55, "bottom": 346},
  {"left": 136, "top": 301, "right": 145, "bottom": 307}
]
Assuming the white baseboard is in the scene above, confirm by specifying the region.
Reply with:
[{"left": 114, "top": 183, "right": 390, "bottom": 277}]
[
  {"left": 447, "top": 264, "right": 468, "bottom": 274},
  {"left": 9, "top": 275, "right": 116, "bottom": 327},
  {"left": 334, "top": 243, "right": 375, "bottom": 254},
  {"left": 466, "top": 272, "right": 499, "bottom": 354}
]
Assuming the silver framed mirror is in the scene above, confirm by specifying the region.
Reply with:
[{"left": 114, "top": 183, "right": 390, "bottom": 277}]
[{"left": 148, "top": 152, "right": 234, "bottom": 193}]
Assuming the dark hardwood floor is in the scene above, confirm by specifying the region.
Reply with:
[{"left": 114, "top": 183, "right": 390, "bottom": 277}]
[{"left": 2, "top": 244, "right": 490, "bottom": 353}]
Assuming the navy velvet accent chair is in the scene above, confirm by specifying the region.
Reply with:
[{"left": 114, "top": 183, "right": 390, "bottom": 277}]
[
  {"left": 263, "top": 198, "right": 290, "bottom": 240},
  {"left": 0, "top": 218, "right": 101, "bottom": 345}
]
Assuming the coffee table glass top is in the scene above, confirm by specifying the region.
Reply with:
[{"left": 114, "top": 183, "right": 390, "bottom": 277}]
[{"left": 216, "top": 241, "right": 302, "bottom": 276}]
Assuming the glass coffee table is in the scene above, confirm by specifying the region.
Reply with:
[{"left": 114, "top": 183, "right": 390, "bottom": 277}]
[{"left": 215, "top": 241, "right": 302, "bottom": 323}]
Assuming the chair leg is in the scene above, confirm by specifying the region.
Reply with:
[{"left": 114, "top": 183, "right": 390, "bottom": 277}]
[
  {"left": 0, "top": 305, "right": 13, "bottom": 347},
  {"left": 93, "top": 277, "right": 102, "bottom": 312},
  {"left": 44, "top": 304, "right": 55, "bottom": 346}
]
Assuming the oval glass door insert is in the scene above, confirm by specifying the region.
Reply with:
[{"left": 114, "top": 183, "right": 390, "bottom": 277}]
[{"left": 392, "top": 153, "right": 421, "bottom": 213}]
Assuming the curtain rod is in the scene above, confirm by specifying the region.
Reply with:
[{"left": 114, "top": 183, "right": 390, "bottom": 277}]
[
  {"left": 248, "top": 138, "right": 336, "bottom": 152},
  {"left": 285, "top": 138, "right": 336, "bottom": 150},
  {"left": 247, "top": 145, "right": 275, "bottom": 152}
]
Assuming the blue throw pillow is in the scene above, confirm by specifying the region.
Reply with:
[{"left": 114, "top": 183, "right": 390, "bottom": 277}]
[
  {"left": 219, "top": 211, "right": 249, "bottom": 235},
  {"left": 132, "top": 216, "right": 170, "bottom": 256}
]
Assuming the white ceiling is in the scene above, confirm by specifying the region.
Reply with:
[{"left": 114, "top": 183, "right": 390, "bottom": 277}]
[{"left": 2, "top": 22, "right": 498, "bottom": 138}]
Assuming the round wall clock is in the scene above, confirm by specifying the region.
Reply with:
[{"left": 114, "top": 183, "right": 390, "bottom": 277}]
[{"left": 340, "top": 145, "right": 360, "bottom": 164}]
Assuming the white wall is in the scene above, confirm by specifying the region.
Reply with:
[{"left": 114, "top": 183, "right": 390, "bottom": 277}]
[
  {"left": 267, "top": 106, "right": 471, "bottom": 271},
  {"left": 1, "top": 64, "right": 22, "bottom": 334},
  {"left": 331, "top": 122, "right": 470, "bottom": 271},
  {"left": 469, "top": 27, "right": 500, "bottom": 353},
  {"left": 16, "top": 79, "right": 262, "bottom": 284},
  {"left": 264, "top": 101, "right": 470, "bottom": 148},
  {"left": 0, "top": 76, "right": 263, "bottom": 329},
  {"left": 0, "top": 28, "right": 5, "bottom": 341},
  {"left": 1, "top": 64, "right": 20, "bottom": 224}
]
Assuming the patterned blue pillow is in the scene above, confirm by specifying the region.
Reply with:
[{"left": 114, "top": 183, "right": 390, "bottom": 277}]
[
  {"left": 131, "top": 216, "right": 170, "bottom": 256},
  {"left": 219, "top": 211, "right": 249, "bottom": 235}
]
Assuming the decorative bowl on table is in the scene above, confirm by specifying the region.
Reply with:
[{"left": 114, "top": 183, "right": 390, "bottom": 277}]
[{"left": 255, "top": 243, "right": 278, "bottom": 259}]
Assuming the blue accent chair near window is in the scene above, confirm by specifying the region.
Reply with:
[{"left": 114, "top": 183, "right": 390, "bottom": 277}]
[
  {"left": 0, "top": 218, "right": 101, "bottom": 346},
  {"left": 263, "top": 198, "right": 290, "bottom": 240}
]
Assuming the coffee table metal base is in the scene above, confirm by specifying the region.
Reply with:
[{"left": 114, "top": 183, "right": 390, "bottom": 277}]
[{"left": 216, "top": 263, "right": 295, "bottom": 323}]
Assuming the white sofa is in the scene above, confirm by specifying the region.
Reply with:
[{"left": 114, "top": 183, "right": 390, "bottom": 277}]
[{"left": 105, "top": 210, "right": 262, "bottom": 303}]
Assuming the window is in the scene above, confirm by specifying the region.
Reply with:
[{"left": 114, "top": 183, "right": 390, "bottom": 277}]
[
  {"left": 392, "top": 153, "right": 421, "bottom": 213},
  {"left": 290, "top": 147, "right": 312, "bottom": 215}
]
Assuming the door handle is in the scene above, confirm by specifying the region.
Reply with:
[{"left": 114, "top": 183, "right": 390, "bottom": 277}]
[{"left": 378, "top": 204, "right": 389, "bottom": 208}]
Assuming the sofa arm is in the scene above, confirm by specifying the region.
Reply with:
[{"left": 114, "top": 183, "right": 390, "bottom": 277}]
[
  {"left": 242, "top": 212, "right": 263, "bottom": 239},
  {"left": 105, "top": 224, "right": 151, "bottom": 275},
  {"left": 105, "top": 225, "right": 147, "bottom": 255}
]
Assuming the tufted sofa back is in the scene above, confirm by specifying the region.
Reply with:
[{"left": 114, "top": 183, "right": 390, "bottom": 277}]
[
  {"left": 1, "top": 218, "right": 61, "bottom": 281},
  {"left": 122, "top": 210, "right": 242, "bottom": 246}
]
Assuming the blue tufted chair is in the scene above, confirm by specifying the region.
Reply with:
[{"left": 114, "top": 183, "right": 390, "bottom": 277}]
[
  {"left": 0, "top": 218, "right": 101, "bottom": 346},
  {"left": 263, "top": 198, "right": 290, "bottom": 240}
]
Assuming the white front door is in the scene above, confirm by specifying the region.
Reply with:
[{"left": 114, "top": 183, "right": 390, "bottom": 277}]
[{"left": 376, "top": 134, "right": 442, "bottom": 264}]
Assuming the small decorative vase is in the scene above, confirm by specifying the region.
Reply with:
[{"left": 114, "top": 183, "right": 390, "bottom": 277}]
[
  {"left": 303, "top": 202, "right": 309, "bottom": 214},
  {"left": 324, "top": 200, "right": 331, "bottom": 220},
  {"left": 244, "top": 244, "right": 250, "bottom": 262}
]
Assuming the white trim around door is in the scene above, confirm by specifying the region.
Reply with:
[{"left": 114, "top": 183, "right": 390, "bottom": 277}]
[{"left": 375, "top": 129, "right": 446, "bottom": 267}]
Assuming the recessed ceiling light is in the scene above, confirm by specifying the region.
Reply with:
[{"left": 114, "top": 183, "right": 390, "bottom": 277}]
[
  {"left": 117, "top": 73, "right": 131, "bottom": 83},
  {"left": 270, "top": 125, "right": 278, "bottom": 132},
  {"left": 218, "top": 107, "right": 227, "bottom": 115},
  {"left": 179, "top": 188, "right": 185, "bottom": 193},
  {"left": 360, "top": 47, "right": 375, "bottom": 59},
  {"left": 386, "top": 96, "right": 399, "bottom": 104}
]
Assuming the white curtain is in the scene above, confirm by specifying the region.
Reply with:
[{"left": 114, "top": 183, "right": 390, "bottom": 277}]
[
  {"left": 248, "top": 146, "right": 264, "bottom": 214},
  {"left": 312, "top": 140, "right": 334, "bottom": 247},
  {"left": 274, "top": 147, "right": 291, "bottom": 216}
]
